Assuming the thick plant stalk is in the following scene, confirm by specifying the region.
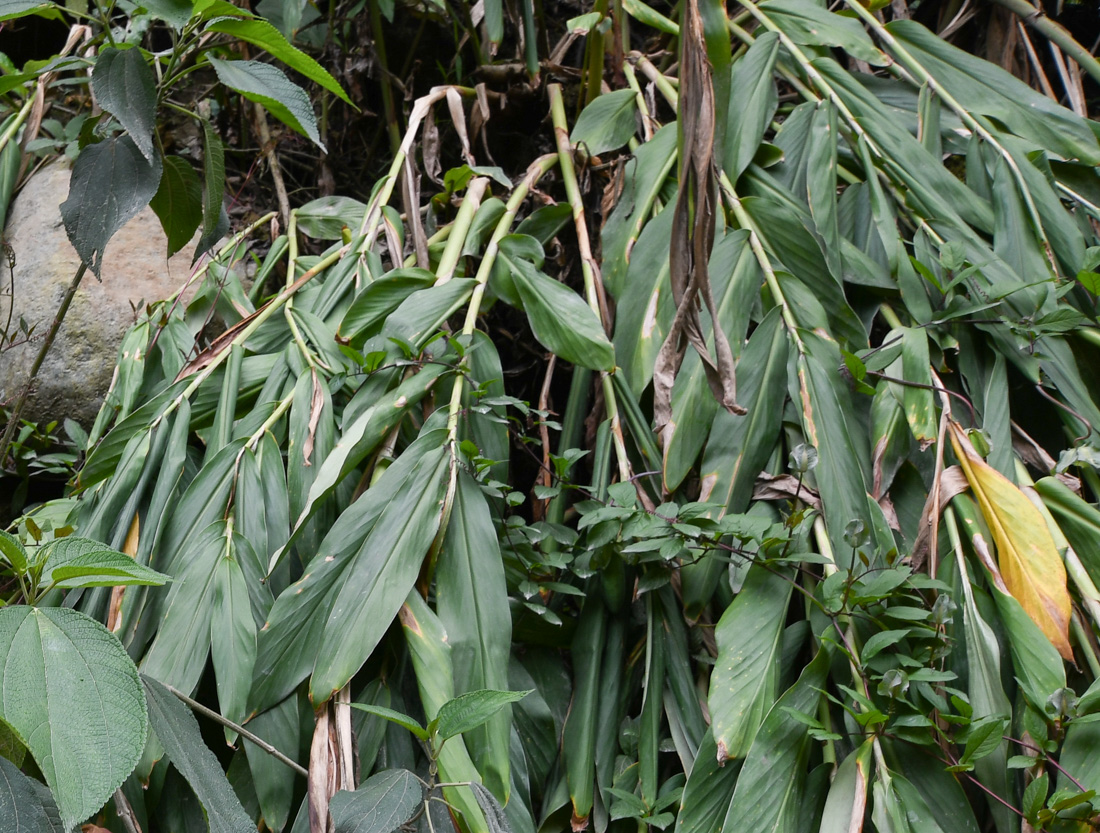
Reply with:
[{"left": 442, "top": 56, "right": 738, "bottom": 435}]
[
  {"left": 547, "top": 83, "right": 633, "bottom": 483},
  {"left": 985, "top": 0, "right": 1100, "bottom": 86},
  {"left": 446, "top": 157, "right": 558, "bottom": 442},
  {"left": 0, "top": 262, "right": 87, "bottom": 469}
]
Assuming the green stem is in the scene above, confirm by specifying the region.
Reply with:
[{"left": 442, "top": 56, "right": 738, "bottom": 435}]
[
  {"left": 445, "top": 156, "right": 558, "bottom": 441},
  {"left": 435, "top": 177, "right": 488, "bottom": 284},
  {"left": 718, "top": 171, "right": 804, "bottom": 354},
  {"left": 370, "top": 0, "right": 402, "bottom": 154},
  {"left": 986, "top": 0, "right": 1100, "bottom": 86},
  {"left": 0, "top": 96, "right": 33, "bottom": 155},
  {"left": 548, "top": 84, "right": 632, "bottom": 483}
]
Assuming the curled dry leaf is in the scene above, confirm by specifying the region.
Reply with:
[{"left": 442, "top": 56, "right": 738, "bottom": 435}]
[
  {"left": 948, "top": 420, "right": 1073, "bottom": 660},
  {"left": 653, "top": 0, "right": 744, "bottom": 442}
]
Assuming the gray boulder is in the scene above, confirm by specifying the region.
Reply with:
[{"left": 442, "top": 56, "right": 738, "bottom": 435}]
[{"left": 0, "top": 161, "right": 198, "bottom": 427}]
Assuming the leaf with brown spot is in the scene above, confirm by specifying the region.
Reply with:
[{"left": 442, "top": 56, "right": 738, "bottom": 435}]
[{"left": 948, "top": 420, "right": 1072, "bottom": 659}]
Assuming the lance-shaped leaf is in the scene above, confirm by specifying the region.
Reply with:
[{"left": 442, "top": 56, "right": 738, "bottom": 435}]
[
  {"left": 196, "top": 117, "right": 227, "bottom": 259},
  {"left": 436, "top": 471, "right": 514, "bottom": 800},
  {"left": 677, "top": 729, "right": 740, "bottom": 833},
  {"left": 722, "top": 647, "right": 829, "bottom": 831},
  {"left": 401, "top": 592, "right": 489, "bottom": 833},
  {"left": 91, "top": 47, "right": 158, "bottom": 162},
  {"left": 204, "top": 17, "right": 351, "bottom": 104},
  {"left": 60, "top": 134, "right": 162, "bottom": 276},
  {"left": 724, "top": 33, "right": 778, "bottom": 181},
  {"left": 819, "top": 741, "right": 872, "bottom": 833},
  {"left": 433, "top": 689, "right": 532, "bottom": 742},
  {"left": 251, "top": 431, "right": 445, "bottom": 714},
  {"left": 758, "top": 0, "right": 886, "bottom": 65},
  {"left": 0, "top": 607, "right": 148, "bottom": 830},
  {"left": 142, "top": 675, "right": 254, "bottom": 833},
  {"left": 506, "top": 254, "right": 614, "bottom": 371},
  {"left": 208, "top": 57, "right": 324, "bottom": 149},
  {"left": 0, "top": 0, "right": 52, "bottom": 20},
  {"left": 150, "top": 155, "right": 203, "bottom": 258},
  {"left": 309, "top": 442, "right": 451, "bottom": 702},
  {"left": 948, "top": 421, "right": 1072, "bottom": 659},
  {"left": 570, "top": 89, "right": 638, "bottom": 157},
  {"left": 709, "top": 564, "right": 793, "bottom": 761}
]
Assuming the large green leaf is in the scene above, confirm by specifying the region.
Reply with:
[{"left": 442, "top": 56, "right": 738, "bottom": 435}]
[
  {"left": 709, "top": 564, "right": 793, "bottom": 761},
  {"left": 504, "top": 254, "right": 614, "bottom": 371},
  {"left": 142, "top": 675, "right": 254, "bottom": 833},
  {"left": 208, "top": 57, "right": 323, "bottom": 149},
  {"left": 150, "top": 156, "right": 203, "bottom": 259},
  {"left": 0, "top": 607, "right": 148, "bottom": 830},
  {"left": 329, "top": 769, "right": 423, "bottom": 833},
  {"left": 722, "top": 648, "right": 829, "bottom": 832},
  {"left": 205, "top": 17, "right": 351, "bottom": 104},
  {"left": 401, "top": 591, "right": 489, "bottom": 833},
  {"left": 676, "top": 729, "right": 739, "bottom": 833},
  {"left": 570, "top": 89, "right": 638, "bottom": 157},
  {"left": 758, "top": 0, "right": 886, "bottom": 66},
  {"left": 0, "top": 0, "right": 52, "bottom": 19},
  {"left": 91, "top": 47, "right": 158, "bottom": 162},
  {"left": 436, "top": 471, "right": 514, "bottom": 799},
  {"left": 724, "top": 32, "right": 779, "bottom": 181},
  {"left": 60, "top": 134, "right": 163, "bottom": 276},
  {"left": 309, "top": 440, "right": 451, "bottom": 702}
]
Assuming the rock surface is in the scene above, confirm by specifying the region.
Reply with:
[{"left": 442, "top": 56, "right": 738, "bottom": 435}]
[{"left": 0, "top": 162, "right": 198, "bottom": 427}]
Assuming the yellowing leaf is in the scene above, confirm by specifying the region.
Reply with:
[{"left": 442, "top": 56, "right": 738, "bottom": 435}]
[{"left": 948, "top": 421, "right": 1072, "bottom": 659}]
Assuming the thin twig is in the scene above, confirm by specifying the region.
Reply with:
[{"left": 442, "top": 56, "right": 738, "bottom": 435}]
[
  {"left": 113, "top": 788, "right": 142, "bottom": 833},
  {"left": 0, "top": 261, "right": 87, "bottom": 468},
  {"left": 163, "top": 682, "right": 309, "bottom": 777}
]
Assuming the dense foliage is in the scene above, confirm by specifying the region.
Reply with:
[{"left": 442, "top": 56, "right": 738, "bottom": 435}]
[{"left": 4, "top": 0, "right": 1100, "bottom": 831}]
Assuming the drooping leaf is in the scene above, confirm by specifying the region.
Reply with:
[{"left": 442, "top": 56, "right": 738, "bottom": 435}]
[
  {"left": 91, "top": 47, "right": 158, "bottom": 162},
  {"left": 506, "top": 255, "right": 614, "bottom": 371},
  {"left": 46, "top": 551, "right": 170, "bottom": 588},
  {"left": 309, "top": 441, "right": 451, "bottom": 702},
  {"left": 0, "top": 607, "right": 148, "bottom": 830},
  {"left": 297, "top": 195, "right": 369, "bottom": 239},
  {"left": 722, "top": 647, "right": 829, "bottom": 831},
  {"left": 150, "top": 155, "right": 203, "bottom": 258},
  {"left": 204, "top": 17, "right": 352, "bottom": 104},
  {"left": 0, "top": 0, "right": 53, "bottom": 20},
  {"left": 758, "top": 0, "right": 886, "bottom": 66},
  {"left": 60, "top": 134, "right": 163, "bottom": 276},
  {"left": 948, "top": 421, "right": 1072, "bottom": 658},
  {"left": 208, "top": 57, "right": 324, "bottom": 149},
  {"left": 570, "top": 89, "right": 638, "bottom": 157},
  {"left": 709, "top": 564, "right": 793, "bottom": 761},
  {"left": 196, "top": 117, "right": 228, "bottom": 259},
  {"left": 141, "top": 675, "right": 255, "bottom": 833},
  {"left": 436, "top": 471, "right": 514, "bottom": 799}
]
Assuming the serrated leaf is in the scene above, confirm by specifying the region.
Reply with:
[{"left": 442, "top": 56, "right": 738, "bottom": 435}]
[
  {"left": 91, "top": 47, "right": 158, "bottom": 162},
  {"left": 0, "top": 757, "right": 63, "bottom": 833},
  {"left": 434, "top": 689, "right": 532, "bottom": 742},
  {"left": 150, "top": 156, "right": 203, "bottom": 258},
  {"left": 570, "top": 89, "right": 638, "bottom": 157},
  {"left": 0, "top": 0, "right": 52, "bottom": 21},
  {"left": 329, "top": 769, "right": 423, "bottom": 833},
  {"left": 0, "top": 607, "right": 148, "bottom": 830},
  {"left": 48, "top": 552, "right": 170, "bottom": 588},
  {"left": 205, "top": 17, "right": 351, "bottom": 104},
  {"left": 196, "top": 118, "right": 227, "bottom": 259},
  {"left": 207, "top": 57, "right": 324, "bottom": 149},
  {"left": 0, "top": 530, "right": 28, "bottom": 572},
  {"left": 141, "top": 675, "right": 254, "bottom": 833},
  {"left": 949, "top": 421, "right": 1072, "bottom": 659},
  {"left": 61, "top": 134, "right": 162, "bottom": 276}
]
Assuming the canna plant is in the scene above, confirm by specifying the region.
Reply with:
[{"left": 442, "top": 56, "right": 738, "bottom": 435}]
[{"left": 6, "top": 0, "right": 1100, "bottom": 830}]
